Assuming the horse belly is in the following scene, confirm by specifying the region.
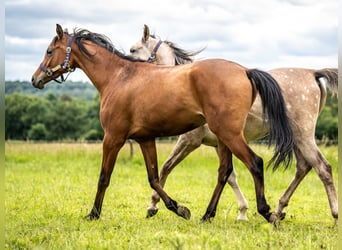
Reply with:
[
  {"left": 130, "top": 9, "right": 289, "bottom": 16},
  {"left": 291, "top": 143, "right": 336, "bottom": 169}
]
[{"left": 129, "top": 110, "right": 206, "bottom": 139}]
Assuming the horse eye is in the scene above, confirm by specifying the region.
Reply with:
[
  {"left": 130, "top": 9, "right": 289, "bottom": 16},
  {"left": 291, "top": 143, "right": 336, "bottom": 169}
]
[
  {"left": 47, "top": 48, "right": 53, "bottom": 56},
  {"left": 130, "top": 48, "right": 136, "bottom": 53}
]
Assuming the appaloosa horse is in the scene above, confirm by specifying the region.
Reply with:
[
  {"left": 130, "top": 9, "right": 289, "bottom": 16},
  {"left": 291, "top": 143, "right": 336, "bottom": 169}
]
[
  {"left": 130, "top": 24, "right": 338, "bottom": 224},
  {"left": 32, "top": 24, "right": 294, "bottom": 224}
]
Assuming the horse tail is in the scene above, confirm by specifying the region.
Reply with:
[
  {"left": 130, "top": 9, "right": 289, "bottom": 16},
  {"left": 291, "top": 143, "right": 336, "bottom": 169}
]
[
  {"left": 314, "top": 68, "right": 338, "bottom": 113},
  {"left": 246, "top": 69, "right": 294, "bottom": 170}
]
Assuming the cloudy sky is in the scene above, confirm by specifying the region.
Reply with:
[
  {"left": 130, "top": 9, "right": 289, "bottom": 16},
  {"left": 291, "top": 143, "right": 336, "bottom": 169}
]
[{"left": 5, "top": 0, "right": 338, "bottom": 82}]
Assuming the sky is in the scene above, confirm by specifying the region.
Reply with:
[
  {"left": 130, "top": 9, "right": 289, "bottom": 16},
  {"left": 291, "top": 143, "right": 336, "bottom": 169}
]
[{"left": 5, "top": 0, "right": 338, "bottom": 82}]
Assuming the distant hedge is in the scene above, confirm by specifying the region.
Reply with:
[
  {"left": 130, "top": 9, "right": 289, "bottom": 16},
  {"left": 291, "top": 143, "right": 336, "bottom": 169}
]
[{"left": 5, "top": 81, "right": 338, "bottom": 142}]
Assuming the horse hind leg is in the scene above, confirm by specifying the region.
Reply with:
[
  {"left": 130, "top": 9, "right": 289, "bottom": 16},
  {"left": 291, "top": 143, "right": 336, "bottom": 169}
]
[
  {"left": 224, "top": 134, "right": 271, "bottom": 222},
  {"left": 270, "top": 146, "right": 312, "bottom": 223},
  {"left": 147, "top": 129, "right": 204, "bottom": 218},
  {"left": 310, "top": 146, "right": 338, "bottom": 223},
  {"left": 201, "top": 140, "right": 234, "bottom": 222},
  {"left": 271, "top": 143, "right": 338, "bottom": 224},
  {"left": 211, "top": 143, "right": 249, "bottom": 220},
  {"left": 227, "top": 168, "right": 249, "bottom": 220}
]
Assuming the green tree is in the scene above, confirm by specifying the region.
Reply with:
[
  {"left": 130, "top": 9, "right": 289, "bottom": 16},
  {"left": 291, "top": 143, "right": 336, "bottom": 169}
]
[
  {"left": 44, "top": 95, "right": 90, "bottom": 140},
  {"left": 316, "top": 94, "right": 338, "bottom": 141},
  {"left": 28, "top": 123, "right": 48, "bottom": 140},
  {"left": 6, "top": 94, "right": 34, "bottom": 139}
]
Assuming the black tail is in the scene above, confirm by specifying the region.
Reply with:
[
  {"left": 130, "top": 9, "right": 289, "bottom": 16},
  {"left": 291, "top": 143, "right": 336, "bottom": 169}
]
[{"left": 247, "top": 69, "right": 294, "bottom": 170}]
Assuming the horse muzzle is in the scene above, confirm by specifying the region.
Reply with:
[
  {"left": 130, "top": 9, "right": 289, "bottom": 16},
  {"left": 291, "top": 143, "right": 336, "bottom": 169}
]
[{"left": 31, "top": 75, "right": 46, "bottom": 89}]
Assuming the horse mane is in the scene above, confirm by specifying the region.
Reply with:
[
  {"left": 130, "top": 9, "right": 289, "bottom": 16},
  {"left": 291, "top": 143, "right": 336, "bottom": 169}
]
[
  {"left": 164, "top": 40, "right": 205, "bottom": 65},
  {"left": 149, "top": 34, "right": 204, "bottom": 65},
  {"left": 72, "top": 28, "right": 144, "bottom": 62}
]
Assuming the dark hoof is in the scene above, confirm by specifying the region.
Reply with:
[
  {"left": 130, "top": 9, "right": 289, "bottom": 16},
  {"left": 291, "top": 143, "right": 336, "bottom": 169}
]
[
  {"left": 146, "top": 207, "right": 159, "bottom": 218},
  {"left": 280, "top": 211, "right": 286, "bottom": 220},
  {"left": 177, "top": 206, "right": 191, "bottom": 220},
  {"left": 84, "top": 210, "right": 100, "bottom": 221},
  {"left": 200, "top": 215, "right": 212, "bottom": 223}
]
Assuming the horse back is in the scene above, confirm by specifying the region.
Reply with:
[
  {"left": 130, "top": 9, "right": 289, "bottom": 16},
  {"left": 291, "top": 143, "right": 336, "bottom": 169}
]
[{"left": 269, "top": 68, "right": 321, "bottom": 137}]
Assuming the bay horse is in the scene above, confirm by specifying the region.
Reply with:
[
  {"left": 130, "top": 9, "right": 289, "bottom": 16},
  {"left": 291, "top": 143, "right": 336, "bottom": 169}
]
[
  {"left": 129, "top": 24, "right": 338, "bottom": 224},
  {"left": 31, "top": 24, "right": 294, "bottom": 224}
]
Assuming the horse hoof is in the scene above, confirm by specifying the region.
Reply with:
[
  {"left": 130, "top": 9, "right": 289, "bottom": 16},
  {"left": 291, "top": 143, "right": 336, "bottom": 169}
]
[
  {"left": 146, "top": 207, "right": 159, "bottom": 218},
  {"left": 280, "top": 211, "right": 286, "bottom": 220},
  {"left": 84, "top": 213, "right": 99, "bottom": 221},
  {"left": 268, "top": 213, "right": 277, "bottom": 223},
  {"left": 269, "top": 212, "right": 286, "bottom": 228},
  {"left": 177, "top": 206, "right": 191, "bottom": 220},
  {"left": 237, "top": 207, "right": 248, "bottom": 221},
  {"left": 200, "top": 214, "right": 212, "bottom": 223},
  {"left": 237, "top": 214, "right": 248, "bottom": 221}
]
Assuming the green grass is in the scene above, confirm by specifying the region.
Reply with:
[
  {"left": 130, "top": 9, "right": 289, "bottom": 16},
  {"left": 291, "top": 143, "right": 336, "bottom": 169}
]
[{"left": 5, "top": 142, "right": 338, "bottom": 249}]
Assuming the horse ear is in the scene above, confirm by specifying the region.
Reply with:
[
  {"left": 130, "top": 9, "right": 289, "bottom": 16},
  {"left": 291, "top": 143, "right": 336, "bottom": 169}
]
[
  {"left": 56, "top": 24, "right": 64, "bottom": 40},
  {"left": 142, "top": 24, "right": 150, "bottom": 43}
]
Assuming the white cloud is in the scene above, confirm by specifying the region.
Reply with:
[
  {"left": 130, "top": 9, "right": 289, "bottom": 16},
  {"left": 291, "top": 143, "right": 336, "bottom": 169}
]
[{"left": 5, "top": 0, "right": 338, "bottom": 82}]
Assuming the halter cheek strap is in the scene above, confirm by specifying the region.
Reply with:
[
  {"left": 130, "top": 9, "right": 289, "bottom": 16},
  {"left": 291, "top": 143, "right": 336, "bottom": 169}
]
[
  {"left": 39, "top": 34, "right": 75, "bottom": 84},
  {"left": 147, "top": 40, "right": 163, "bottom": 63}
]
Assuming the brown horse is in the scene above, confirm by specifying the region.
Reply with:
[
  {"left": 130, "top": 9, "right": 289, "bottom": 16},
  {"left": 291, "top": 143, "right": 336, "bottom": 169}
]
[
  {"left": 130, "top": 24, "right": 338, "bottom": 224},
  {"left": 31, "top": 24, "right": 294, "bottom": 223}
]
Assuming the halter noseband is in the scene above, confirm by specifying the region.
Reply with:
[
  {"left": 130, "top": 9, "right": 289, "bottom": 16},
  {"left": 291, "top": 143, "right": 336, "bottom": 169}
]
[
  {"left": 147, "top": 40, "right": 163, "bottom": 63},
  {"left": 39, "top": 34, "right": 75, "bottom": 84}
]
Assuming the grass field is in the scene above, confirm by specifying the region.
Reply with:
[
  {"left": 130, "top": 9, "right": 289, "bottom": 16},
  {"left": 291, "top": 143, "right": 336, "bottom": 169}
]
[{"left": 5, "top": 142, "right": 338, "bottom": 249}]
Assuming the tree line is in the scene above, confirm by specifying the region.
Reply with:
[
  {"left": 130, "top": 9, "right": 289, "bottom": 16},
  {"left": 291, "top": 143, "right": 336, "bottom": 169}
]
[
  {"left": 5, "top": 80, "right": 338, "bottom": 142},
  {"left": 5, "top": 81, "right": 103, "bottom": 141}
]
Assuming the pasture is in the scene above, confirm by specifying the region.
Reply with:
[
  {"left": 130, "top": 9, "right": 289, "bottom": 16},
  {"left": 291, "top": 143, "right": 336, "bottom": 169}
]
[{"left": 5, "top": 142, "right": 337, "bottom": 249}]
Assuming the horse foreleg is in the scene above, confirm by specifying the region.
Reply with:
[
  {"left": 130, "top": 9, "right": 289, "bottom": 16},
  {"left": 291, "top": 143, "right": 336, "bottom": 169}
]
[
  {"left": 201, "top": 140, "right": 233, "bottom": 222},
  {"left": 85, "top": 136, "right": 125, "bottom": 220},
  {"left": 147, "top": 132, "right": 203, "bottom": 218},
  {"left": 227, "top": 169, "right": 249, "bottom": 220},
  {"left": 139, "top": 139, "right": 191, "bottom": 220}
]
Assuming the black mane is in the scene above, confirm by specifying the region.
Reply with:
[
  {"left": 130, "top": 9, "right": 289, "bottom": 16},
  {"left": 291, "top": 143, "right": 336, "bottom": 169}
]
[
  {"left": 164, "top": 40, "right": 204, "bottom": 65},
  {"left": 149, "top": 34, "right": 204, "bottom": 65},
  {"left": 72, "top": 28, "right": 144, "bottom": 62}
]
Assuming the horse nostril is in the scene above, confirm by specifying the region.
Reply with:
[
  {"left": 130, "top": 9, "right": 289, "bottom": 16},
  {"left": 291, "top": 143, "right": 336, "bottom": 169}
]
[{"left": 31, "top": 76, "right": 35, "bottom": 84}]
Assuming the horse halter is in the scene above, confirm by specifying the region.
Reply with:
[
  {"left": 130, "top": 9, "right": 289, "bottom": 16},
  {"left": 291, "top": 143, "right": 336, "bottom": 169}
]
[
  {"left": 147, "top": 40, "right": 163, "bottom": 63},
  {"left": 39, "top": 34, "right": 75, "bottom": 84}
]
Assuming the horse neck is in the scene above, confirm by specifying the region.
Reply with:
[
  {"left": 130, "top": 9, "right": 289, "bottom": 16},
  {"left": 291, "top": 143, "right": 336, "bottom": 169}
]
[
  {"left": 72, "top": 46, "right": 124, "bottom": 93},
  {"left": 155, "top": 43, "right": 176, "bottom": 66}
]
